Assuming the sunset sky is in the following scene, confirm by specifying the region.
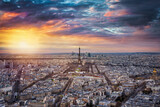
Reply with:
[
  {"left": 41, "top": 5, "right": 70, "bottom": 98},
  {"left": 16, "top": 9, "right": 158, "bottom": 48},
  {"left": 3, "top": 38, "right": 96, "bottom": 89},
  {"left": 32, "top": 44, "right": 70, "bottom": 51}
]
[{"left": 0, "top": 0, "right": 160, "bottom": 53}]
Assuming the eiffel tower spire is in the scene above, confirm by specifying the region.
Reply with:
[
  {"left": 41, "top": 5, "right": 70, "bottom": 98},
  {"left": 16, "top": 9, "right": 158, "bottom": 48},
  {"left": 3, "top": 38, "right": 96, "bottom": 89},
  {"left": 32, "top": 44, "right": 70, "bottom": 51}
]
[{"left": 78, "top": 47, "right": 81, "bottom": 64}]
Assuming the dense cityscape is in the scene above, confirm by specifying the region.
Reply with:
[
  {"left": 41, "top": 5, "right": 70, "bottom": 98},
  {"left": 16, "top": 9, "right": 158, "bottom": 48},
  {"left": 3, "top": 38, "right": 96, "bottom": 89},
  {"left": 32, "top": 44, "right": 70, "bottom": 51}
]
[
  {"left": 0, "top": 0, "right": 160, "bottom": 106},
  {"left": 0, "top": 48, "right": 160, "bottom": 107}
]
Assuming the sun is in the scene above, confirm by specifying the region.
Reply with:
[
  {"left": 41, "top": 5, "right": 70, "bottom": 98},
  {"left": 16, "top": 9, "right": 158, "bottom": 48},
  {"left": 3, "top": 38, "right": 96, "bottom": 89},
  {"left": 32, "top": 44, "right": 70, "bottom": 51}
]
[
  {"left": 18, "top": 42, "right": 31, "bottom": 49},
  {"left": 3, "top": 28, "right": 41, "bottom": 53}
]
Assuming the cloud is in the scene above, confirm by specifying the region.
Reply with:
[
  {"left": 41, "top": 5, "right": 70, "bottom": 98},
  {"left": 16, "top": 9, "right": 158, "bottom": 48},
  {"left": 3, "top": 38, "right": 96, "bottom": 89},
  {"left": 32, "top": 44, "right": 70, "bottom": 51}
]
[
  {"left": 0, "top": 0, "right": 160, "bottom": 53},
  {"left": 104, "top": 9, "right": 129, "bottom": 17},
  {"left": 115, "top": 0, "right": 160, "bottom": 26}
]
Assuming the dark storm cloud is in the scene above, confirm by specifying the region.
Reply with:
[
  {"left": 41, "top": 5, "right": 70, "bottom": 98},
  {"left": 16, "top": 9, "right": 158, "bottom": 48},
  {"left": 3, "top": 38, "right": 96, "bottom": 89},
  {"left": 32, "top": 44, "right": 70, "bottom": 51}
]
[
  {"left": 0, "top": 0, "right": 106, "bottom": 29},
  {"left": 0, "top": 16, "right": 38, "bottom": 28},
  {"left": 49, "top": 25, "right": 117, "bottom": 38},
  {"left": 0, "top": 0, "right": 104, "bottom": 17},
  {"left": 0, "top": 0, "right": 160, "bottom": 41},
  {"left": 115, "top": 0, "right": 160, "bottom": 26},
  {"left": 145, "top": 20, "right": 160, "bottom": 40},
  {"left": 63, "top": 27, "right": 88, "bottom": 34},
  {"left": 35, "top": 12, "right": 74, "bottom": 21}
]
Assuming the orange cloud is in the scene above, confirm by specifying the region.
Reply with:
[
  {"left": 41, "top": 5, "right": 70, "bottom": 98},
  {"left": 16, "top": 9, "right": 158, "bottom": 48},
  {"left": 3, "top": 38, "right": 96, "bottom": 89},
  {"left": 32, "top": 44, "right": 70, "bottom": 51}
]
[
  {"left": 41, "top": 22, "right": 69, "bottom": 33},
  {"left": 41, "top": 20, "right": 81, "bottom": 33},
  {"left": 144, "top": 25, "right": 150, "bottom": 29},
  {"left": 0, "top": 12, "right": 26, "bottom": 20},
  {"left": 106, "top": 0, "right": 119, "bottom": 2},
  {"left": 0, "top": 26, "right": 160, "bottom": 53},
  {"left": 104, "top": 9, "right": 129, "bottom": 17}
]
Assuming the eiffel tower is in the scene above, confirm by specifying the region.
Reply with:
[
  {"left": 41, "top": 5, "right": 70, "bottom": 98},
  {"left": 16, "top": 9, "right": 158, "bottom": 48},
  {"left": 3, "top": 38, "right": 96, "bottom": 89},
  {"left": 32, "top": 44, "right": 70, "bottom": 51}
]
[{"left": 78, "top": 47, "right": 82, "bottom": 64}]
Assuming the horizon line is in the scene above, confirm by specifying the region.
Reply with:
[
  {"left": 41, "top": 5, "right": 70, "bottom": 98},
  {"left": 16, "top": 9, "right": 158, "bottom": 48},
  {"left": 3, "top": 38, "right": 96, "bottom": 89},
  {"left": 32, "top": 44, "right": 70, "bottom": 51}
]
[{"left": 0, "top": 52, "right": 160, "bottom": 55}]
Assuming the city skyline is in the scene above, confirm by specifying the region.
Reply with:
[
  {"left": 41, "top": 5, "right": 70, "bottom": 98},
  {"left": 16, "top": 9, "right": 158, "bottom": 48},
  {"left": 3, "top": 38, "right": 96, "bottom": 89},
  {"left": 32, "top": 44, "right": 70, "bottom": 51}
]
[{"left": 0, "top": 0, "right": 160, "bottom": 53}]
